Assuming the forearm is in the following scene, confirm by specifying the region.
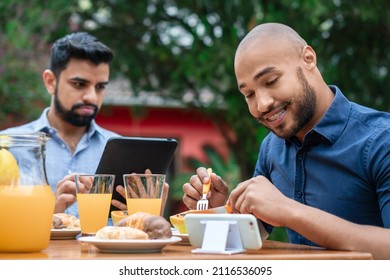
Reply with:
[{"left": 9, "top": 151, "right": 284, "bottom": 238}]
[{"left": 285, "top": 201, "right": 390, "bottom": 259}]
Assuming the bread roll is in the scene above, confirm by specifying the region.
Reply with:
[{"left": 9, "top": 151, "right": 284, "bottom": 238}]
[
  {"left": 96, "top": 226, "right": 148, "bottom": 240},
  {"left": 52, "top": 213, "right": 80, "bottom": 229},
  {"left": 116, "top": 212, "right": 172, "bottom": 239}
]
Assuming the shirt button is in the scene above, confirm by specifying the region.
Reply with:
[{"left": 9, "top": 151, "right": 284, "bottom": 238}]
[
  {"left": 296, "top": 192, "right": 303, "bottom": 198},
  {"left": 298, "top": 154, "right": 303, "bottom": 160},
  {"left": 61, "top": 144, "right": 66, "bottom": 148}
]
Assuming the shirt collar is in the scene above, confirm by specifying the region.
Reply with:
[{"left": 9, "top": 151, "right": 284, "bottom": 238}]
[
  {"left": 312, "top": 85, "right": 351, "bottom": 144},
  {"left": 287, "top": 85, "right": 351, "bottom": 145},
  {"left": 30, "top": 108, "right": 51, "bottom": 134}
]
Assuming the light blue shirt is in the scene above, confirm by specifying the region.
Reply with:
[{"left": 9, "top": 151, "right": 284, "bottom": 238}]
[
  {"left": 1, "top": 108, "right": 119, "bottom": 217},
  {"left": 255, "top": 86, "right": 390, "bottom": 246}
]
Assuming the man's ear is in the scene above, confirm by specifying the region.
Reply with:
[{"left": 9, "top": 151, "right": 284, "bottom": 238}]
[
  {"left": 42, "top": 69, "right": 57, "bottom": 96},
  {"left": 302, "top": 45, "right": 317, "bottom": 70}
]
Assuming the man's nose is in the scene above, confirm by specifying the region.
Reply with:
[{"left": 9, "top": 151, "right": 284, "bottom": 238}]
[
  {"left": 256, "top": 91, "right": 274, "bottom": 113},
  {"left": 82, "top": 86, "right": 98, "bottom": 103}
]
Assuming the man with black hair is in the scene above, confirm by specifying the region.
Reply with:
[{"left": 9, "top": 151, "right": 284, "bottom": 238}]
[{"left": 2, "top": 32, "right": 120, "bottom": 216}]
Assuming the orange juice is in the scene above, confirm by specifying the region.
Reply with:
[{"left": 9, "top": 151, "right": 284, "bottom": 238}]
[
  {"left": 77, "top": 193, "right": 112, "bottom": 234},
  {"left": 126, "top": 198, "right": 162, "bottom": 216},
  {"left": 0, "top": 185, "right": 55, "bottom": 252}
]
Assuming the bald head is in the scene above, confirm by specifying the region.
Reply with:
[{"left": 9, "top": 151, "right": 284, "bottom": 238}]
[
  {"left": 233, "top": 22, "right": 333, "bottom": 141},
  {"left": 235, "top": 23, "right": 307, "bottom": 64}
]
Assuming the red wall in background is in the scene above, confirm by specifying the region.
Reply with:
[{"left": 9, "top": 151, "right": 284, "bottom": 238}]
[{"left": 95, "top": 105, "right": 230, "bottom": 173}]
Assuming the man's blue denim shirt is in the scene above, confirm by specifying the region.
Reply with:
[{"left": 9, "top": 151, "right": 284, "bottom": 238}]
[
  {"left": 1, "top": 108, "right": 119, "bottom": 217},
  {"left": 254, "top": 85, "right": 390, "bottom": 246}
]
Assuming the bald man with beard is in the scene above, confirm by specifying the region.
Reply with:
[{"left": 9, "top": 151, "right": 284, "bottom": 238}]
[{"left": 182, "top": 23, "right": 390, "bottom": 259}]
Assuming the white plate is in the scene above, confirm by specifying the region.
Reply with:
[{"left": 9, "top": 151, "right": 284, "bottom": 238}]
[
  {"left": 78, "top": 236, "right": 182, "bottom": 253},
  {"left": 171, "top": 230, "right": 189, "bottom": 245},
  {"left": 51, "top": 228, "right": 81, "bottom": 240}
]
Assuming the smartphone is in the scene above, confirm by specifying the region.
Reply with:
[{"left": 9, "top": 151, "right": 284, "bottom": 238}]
[
  {"left": 95, "top": 136, "right": 178, "bottom": 212},
  {"left": 185, "top": 214, "right": 268, "bottom": 251}
]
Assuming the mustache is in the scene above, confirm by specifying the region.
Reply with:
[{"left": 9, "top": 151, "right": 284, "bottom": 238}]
[{"left": 256, "top": 99, "right": 293, "bottom": 122}]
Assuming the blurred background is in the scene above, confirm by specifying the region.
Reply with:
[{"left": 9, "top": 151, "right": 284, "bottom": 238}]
[{"left": 1, "top": 0, "right": 389, "bottom": 241}]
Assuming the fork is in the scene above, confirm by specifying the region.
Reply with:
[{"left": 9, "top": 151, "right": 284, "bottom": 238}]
[{"left": 196, "top": 168, "right": 213, "bottom": 210}]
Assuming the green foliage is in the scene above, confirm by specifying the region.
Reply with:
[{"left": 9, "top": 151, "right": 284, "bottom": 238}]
[{"left": 0, "top": 0, "right": 78, "bottom": 125}]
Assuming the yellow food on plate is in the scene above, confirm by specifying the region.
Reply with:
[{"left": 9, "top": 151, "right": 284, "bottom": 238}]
[
  {"left": 170, "top": 205, "right": 233, "bottom": 234},
  {"left": 96, "top": 226, "right": 148, "bottom": 240},
  {"left": 0, "top": 147, "right": 20, "bottom": 185},
  {"left": 170, "top": 209, "right": 211, "bottom": 234},
  {"left": 52, "top": 213, "right": 80, "bottom": 229},
  {"left": 111, "top": 210, "right": 129, "bottom": 225},
  {"left": 170, "top": 214, "right": 187, "bottom": 234}
]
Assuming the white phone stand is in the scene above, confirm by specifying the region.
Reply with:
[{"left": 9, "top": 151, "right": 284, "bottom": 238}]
[{"left": 191, "top": 220, "right": 244, "bottom": 255}]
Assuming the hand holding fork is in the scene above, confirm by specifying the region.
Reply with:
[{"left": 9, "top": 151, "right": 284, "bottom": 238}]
[{"left": 196, "top": 168, "right": 212, "bottom": 210}]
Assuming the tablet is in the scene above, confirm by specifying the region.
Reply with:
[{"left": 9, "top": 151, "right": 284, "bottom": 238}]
[
  {"left": 95, "top": 136, "right": 178, "bottom": 211},
  {"left": 185, "top": 214, "right": 268, "bottom": 251}
]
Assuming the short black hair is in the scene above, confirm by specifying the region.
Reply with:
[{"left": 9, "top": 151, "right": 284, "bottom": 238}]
[{"left": 49, "top": 32, "right": 114, "bottom": 77}]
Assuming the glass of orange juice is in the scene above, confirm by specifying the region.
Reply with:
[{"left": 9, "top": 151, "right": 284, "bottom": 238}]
[
  {"left": 75, "top": 174, "right": 115, "bottom": 235},
  {"left": 123, "top": 173, "right": 166, "bottom": 216}
]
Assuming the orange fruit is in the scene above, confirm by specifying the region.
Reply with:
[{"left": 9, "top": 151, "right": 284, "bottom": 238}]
[
  {"left": 170, "top": 213, "right": 187, "bottom": 234},
  {"left": 0, "top": 147, "right": 20, "bottom": 186},
  {"left": 111, "top": 210, "right": 129, "bottom": 225}
]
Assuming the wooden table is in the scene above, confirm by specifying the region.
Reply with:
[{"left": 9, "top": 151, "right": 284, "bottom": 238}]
[{"left": 0, "top": 239, "right": 373, "bottom": 260}]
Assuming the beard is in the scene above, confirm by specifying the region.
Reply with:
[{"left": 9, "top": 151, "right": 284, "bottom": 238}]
[
  {"left": 258, "top": 67, "right": 317, "bottom": 139},
  {"left": 54, "top": 86, "right": 98, "bottom": 127}
]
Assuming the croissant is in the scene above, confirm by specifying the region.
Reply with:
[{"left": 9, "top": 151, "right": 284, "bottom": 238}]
[
  {"left": 96, "top": 226, "right": 148, "bottom": 240},
  {"left": 116, "top": 212, "right": 172, "bottom": 239},
  {"left": 52, "top": 213, "right": 80, "bottom": 229}
]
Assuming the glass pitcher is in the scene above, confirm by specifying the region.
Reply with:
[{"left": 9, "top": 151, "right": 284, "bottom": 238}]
[{"left": 0, "top": 132, "right": 55, "bottom": 252}]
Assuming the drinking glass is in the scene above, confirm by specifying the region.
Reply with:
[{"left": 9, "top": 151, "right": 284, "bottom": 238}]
[
  {"left": 75, "top": 174, "right": 114, "bottom": 235},
  {"left": 123, "top": 173, "right": 166, "bottom": 216}
]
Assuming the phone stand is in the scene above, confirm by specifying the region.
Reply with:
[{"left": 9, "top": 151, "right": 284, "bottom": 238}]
[{"left": 191, "top": 220, "right": 244, "bottom": 254}]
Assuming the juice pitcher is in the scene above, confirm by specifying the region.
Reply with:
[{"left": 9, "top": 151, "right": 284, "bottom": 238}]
[{"left": 0, "top": 132, "right": 55, "bottom": 252}]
